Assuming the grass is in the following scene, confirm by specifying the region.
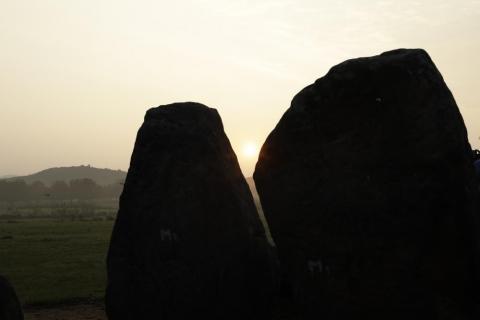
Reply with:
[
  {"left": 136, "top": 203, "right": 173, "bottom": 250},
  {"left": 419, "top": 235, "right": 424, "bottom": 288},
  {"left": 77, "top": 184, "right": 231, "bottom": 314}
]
[
  {"left": 0, "top": 196, "right": 270, "bottom": 307},
  {"left": 0, "top": 218, "right": 114, "bottom": 306}
]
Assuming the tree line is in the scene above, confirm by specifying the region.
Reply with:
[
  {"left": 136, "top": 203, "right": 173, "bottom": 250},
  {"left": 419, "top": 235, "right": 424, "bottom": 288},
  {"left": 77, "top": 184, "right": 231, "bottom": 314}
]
[{"left": 0, "top": 178, "right": 124, "bottom": 202}]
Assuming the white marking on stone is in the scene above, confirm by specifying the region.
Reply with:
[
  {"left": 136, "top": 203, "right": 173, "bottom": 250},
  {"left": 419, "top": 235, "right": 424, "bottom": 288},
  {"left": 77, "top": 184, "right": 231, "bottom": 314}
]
[
  {"left": 160, "top": 229, "right": 178, "bottom": 241},
  {"left": 308, "top": 259, "right": 323, "bottom": 273}
]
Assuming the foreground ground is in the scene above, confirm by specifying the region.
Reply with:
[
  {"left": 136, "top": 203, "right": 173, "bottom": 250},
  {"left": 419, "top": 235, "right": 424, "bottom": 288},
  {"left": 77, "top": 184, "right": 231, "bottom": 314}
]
[
  {"left": 24, "top": 303, "right": 106, "bottom": 320},
  {"left": 0, "top": 218, "right": 113, "bottom": 305},
  {"left": 0, "top": 214, "right": 280, "bottom": 319}
]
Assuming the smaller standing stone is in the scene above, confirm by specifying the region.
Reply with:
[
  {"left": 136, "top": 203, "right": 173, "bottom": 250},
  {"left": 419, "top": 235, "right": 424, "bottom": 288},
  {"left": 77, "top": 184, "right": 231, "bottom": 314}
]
[
  {"left": 0, "top": 276, "right": 24, "bottom": 320},
  {"left": 106, "top": 102, "right": 277, "bottom": 320}
]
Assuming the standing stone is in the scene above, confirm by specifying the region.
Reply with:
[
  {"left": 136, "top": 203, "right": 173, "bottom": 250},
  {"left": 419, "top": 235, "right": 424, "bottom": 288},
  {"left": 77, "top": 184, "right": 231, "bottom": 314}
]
[
  {"left": 106, "top": 102, "right": 277, "bottom": 320},
  {"left": 254, "top": 49, "right": 480, "bottom": 319},
  {"left": 0, "top": 276, "right": 23, "bottom": 320}
]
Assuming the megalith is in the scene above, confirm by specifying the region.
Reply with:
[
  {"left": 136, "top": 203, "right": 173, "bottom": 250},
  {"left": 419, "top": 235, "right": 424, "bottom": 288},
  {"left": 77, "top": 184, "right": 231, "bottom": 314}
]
[
  {"left": 254, "top": 49, "right": 479, "bottom": 319},
  {"left": 106, "top": 102, "right": 277, "bottom": 320}
]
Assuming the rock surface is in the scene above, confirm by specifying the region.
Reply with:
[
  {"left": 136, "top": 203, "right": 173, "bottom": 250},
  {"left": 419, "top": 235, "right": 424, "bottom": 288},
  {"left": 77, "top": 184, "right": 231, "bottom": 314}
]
[
  {"left": 0, "top": 275, "right": 24, "bottom": 320},
  {"left": 254, "top": 49, "right": 480, "bottom": 319},
  {"left": 106, "top": 102, "right": 277, "bottom": 320}
]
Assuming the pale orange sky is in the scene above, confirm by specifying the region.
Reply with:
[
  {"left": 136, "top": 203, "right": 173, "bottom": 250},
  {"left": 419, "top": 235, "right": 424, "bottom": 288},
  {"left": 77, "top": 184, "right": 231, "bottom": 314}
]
[{"left": 1, "top": 0, "right": 479, "bottom": 177}]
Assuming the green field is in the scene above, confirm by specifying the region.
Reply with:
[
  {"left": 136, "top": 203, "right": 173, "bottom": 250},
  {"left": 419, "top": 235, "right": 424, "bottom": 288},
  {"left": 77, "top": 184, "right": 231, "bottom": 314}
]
[
  {"left": 0, "top": 193, "right": 271, "bottom": 307},
  {"left": 0, "top": 218, "right": 114, "bottom": 306}
]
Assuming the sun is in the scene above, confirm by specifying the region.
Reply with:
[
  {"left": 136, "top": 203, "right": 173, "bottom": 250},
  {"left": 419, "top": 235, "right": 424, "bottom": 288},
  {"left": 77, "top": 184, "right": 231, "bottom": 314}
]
[{"left": 242, "top": 142, "right": 259, "bottom": 158}]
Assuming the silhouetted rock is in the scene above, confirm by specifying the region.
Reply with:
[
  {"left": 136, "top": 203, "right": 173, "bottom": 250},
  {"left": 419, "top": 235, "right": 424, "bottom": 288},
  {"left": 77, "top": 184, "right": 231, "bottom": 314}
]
[
  {"left": 0, "top": 275, "right": 23, "bottom": 320},
  {"left": 475, "top": 160, "right": 480, "bottom": 196},
  {"left": 254, "top": 49, "right": 480, "bottom": 319},
  {"left": 106, "top": 102, "right": 277, "bottom": 320}
]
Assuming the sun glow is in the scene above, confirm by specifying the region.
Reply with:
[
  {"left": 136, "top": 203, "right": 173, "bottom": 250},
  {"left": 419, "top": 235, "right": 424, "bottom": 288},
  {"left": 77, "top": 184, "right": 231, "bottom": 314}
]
[{"left": 242, "top": 142, "right": 259, "bottom": 158}]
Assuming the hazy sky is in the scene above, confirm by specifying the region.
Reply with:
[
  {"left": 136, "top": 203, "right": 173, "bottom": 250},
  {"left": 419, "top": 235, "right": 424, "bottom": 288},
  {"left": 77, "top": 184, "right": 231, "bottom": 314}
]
[{"left": 1, "top": 0, "right": 479, "bottom": 176}]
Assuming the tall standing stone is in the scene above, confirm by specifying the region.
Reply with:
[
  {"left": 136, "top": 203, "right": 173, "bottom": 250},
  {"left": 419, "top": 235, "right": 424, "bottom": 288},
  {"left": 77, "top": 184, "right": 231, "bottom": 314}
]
[
  {"left": 106, "top": 102, "right": 276, "bottom": 320},
  {"left": 254, "top": 49, "right": 479, "bottom": 319}
]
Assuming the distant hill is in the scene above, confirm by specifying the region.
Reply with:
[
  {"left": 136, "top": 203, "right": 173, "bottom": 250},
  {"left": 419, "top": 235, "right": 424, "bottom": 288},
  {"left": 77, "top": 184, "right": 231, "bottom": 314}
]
[
  {"left": 5, "top": 165, "right": 127, "bottom": 186},
  {"left": 0, "top": 174, "right": 16, "bottom": 179}
]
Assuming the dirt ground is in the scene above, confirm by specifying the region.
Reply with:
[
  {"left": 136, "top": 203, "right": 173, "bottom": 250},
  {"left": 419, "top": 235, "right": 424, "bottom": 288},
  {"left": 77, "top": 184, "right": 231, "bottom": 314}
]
[
  {"left": 24, "top": 303, "right": 106, "bottom": 320},
  {"left": 22, "top": 300, "right": 296, "bottom": 320}
]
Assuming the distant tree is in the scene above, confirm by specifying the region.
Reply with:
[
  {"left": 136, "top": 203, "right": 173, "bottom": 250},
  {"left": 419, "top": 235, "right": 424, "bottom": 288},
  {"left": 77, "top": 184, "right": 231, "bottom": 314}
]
[
  {"left": 0, "top": 178, "right": 123, "bottom": 202},
  {"left": 50, "top": 181, "right": 70, "bottom": 199},
  {"left": 30, "top": 181, "right": 48, "bottom": 199},
  {"left": 0, "top": 180, "right": 29, "bottom": 202},
  {"left": 102, "top": 181, "right": 124, "bottom": 198},
  {"left": 69, "top": 178, "right": 100, "bottom": 199},
  {"left": 0, "top": 181, "right": 8, "bottom": 201}
]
